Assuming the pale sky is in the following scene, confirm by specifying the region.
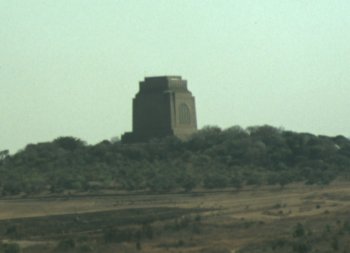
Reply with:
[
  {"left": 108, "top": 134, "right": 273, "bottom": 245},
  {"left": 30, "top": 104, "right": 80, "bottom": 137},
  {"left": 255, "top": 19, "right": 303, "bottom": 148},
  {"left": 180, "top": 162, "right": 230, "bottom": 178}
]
[{"left": 1, "top": 0, "right": 350, "bottom": 153}]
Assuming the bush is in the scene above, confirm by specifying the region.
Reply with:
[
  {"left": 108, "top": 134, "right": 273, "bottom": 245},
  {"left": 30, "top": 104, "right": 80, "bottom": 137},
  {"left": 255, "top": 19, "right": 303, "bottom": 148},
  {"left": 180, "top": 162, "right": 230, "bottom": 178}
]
[
  {"left": 293, "top": 223, "right": 305, "bottom": 238},
  {"left": 1, "top": 125, "right": 349, "bottom": 196},
  {"left": 245, "top": 173, "right": 262, "bottom": 186},
  {"left": 178, "top": 175, "right": 196, "bottom": 192},
  {"left": 1, "top": 243, "right": 21, "bottom": 253},
  {"left": 203, "top": 174, "right": 228, "bottom": 189},
  {"left": 78, "top": 244, "right": 93, "bottom": 252},
  {"left": 292, "top": 240, "right": 311, "bottom": 253},
  {"left": 103, "top": 228, "right": 133, "bottom": 243},
  {"left": 2, "top": 182, "right": 22, "bottom": 196},
  {"left": 230, "top": 176, "right": 243, "bottom": 190},
  {"left": 5, "top": 225, "right": 21, "bottom": 239},
  {"left": 270, "top": 238, "right": 288, "bottom": 250},
  {"left": 142, "top": 223, "right": 154, "bottom": 239},
  {"left": 148, "top": 174, "right": 177, "bottom": 192},
  {"left": 56, "top": 238, "right": 75, "bottom": 251}
]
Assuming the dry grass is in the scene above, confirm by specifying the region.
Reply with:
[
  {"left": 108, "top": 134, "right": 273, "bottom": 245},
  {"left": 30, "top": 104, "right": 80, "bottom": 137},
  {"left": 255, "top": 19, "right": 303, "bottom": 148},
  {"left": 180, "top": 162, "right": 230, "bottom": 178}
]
[{"left": 1, "top": 181, "right": 350, "bottom": 252}]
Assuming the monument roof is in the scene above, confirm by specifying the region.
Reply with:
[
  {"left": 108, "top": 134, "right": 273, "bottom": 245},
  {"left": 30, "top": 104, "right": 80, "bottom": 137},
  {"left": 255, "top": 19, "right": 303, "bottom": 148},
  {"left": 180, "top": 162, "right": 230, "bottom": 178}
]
[
  {"left": 140, "top": 75, "right": 188, "bottom": 92},
  {"left": 144, "top": 76, "right": 182, "bottom": 81}
]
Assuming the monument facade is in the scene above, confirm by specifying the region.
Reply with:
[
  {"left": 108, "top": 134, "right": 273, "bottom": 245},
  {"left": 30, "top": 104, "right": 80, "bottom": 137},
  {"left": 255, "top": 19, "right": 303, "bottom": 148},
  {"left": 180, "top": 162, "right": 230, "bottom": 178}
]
[{"left": 122, "top": 76, "right": 197, "bottom": 142}]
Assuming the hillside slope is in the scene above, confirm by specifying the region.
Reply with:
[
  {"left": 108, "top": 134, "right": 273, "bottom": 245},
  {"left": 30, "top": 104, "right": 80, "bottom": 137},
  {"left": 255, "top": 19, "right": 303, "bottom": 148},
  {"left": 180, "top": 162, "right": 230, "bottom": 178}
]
[{"left": 0, "top": 125, "right": 350, "bottom": 196}]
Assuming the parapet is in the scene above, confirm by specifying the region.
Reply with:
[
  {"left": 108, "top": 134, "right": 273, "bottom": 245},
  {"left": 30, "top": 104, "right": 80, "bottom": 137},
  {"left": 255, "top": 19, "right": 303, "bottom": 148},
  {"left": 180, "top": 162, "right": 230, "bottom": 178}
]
[{"left": 139, "top": 76, "right": 189, "bottom": 93}]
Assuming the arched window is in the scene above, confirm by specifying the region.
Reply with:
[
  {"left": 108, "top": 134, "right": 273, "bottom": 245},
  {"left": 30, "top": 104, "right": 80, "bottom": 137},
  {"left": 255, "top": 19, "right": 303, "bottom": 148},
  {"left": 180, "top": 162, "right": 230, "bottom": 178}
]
[{"left": 179, "top": 103, "right": 191, "bottom": 125}]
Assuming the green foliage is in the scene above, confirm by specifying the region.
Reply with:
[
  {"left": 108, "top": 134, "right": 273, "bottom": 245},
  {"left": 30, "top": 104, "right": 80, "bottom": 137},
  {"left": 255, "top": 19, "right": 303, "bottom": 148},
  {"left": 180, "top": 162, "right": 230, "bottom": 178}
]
[
  {"left": 103, "top": 228, "right": 133, "bottom": 243},
  {"left": 142, "top": 223, "right": 154, "bottom": 239},
  {"left": 203, "top": 173, "right": 228, "bottom": 189},
  {"left": 292, "top": 240, "right": 312, "bottom": 253},
  {"left": 136, "top": 241, "right": 141, "bottom": 250},
  {"left": 1, "top": 126, "right": 350, "bottom": 195},
  {"left": 343, "top": 220, "right": 350, "bottom": 233},
  {"left": 331, "top": 236, "right": 339, "bottom": 251},
  {"left": 177, "top": 174, "right": 197, "bottom": 192},
  {"left": 56, "top": 238, "right": 75, "bottom": 251},
  {"left": 0, "top": 243, "right": 21, "bottom": 253},
  {"left": 230, "top": 176, "right": 243, "bottom": 190},
  {"left": 4, "top": 225, "right": 21, "bottom": 240},
  {"left": 0, "top": 150, "right": 9, "bottom": 161},
  {"left": 77, "top": 244, "right": 93, "bottom": 252},
  {"left": 53, "top": 137, "right": 86, "bottom": 151},
  {"left": 293, "top": 223, "right": 305, "bottom": 238},
  {"left": 270, "top": 238, "right": 288, "bottom": 250}
]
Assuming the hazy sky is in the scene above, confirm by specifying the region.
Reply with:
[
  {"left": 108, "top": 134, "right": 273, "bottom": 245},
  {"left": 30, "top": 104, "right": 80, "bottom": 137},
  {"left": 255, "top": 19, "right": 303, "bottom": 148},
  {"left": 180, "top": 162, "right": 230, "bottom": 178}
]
[{"left": 1, "top": 0, "right": 350, "bottom": 153}]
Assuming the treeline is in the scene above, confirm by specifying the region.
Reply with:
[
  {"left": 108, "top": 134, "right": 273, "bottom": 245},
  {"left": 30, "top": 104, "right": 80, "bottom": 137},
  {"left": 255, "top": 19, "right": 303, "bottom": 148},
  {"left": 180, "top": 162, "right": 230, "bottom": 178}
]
[{"left": 0, "top": 125, "right": 350, "bottom": 196}]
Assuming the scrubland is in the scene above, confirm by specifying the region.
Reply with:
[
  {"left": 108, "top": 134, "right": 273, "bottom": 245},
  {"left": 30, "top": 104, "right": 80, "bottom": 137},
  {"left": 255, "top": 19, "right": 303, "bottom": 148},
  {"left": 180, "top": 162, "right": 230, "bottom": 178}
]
[
  {"left": 1, "top": 182, "right": 350, "bottom": 253},
  {"left": 1, "top": 126, "right": 350, "bottom": 252}
]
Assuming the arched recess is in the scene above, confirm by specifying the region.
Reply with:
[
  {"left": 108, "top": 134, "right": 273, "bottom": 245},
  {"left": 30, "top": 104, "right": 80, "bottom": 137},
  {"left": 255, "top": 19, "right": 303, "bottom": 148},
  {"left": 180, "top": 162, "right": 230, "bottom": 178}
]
[{"left": 179, "top": 103, "right": 191, "bottom": 125}]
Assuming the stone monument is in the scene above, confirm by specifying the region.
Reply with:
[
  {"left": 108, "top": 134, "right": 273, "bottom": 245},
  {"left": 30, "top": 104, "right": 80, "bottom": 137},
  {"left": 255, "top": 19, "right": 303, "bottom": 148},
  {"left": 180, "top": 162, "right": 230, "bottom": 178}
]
[{"left": 122, "top": 76, "right": 197, "bottom": 142}]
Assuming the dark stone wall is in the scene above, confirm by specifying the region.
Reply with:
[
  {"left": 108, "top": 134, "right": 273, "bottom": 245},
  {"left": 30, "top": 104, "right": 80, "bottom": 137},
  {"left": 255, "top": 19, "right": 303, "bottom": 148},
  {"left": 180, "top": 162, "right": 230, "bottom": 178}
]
[{"left": 122, "top": 76, "right": 197, "bottom": 143}]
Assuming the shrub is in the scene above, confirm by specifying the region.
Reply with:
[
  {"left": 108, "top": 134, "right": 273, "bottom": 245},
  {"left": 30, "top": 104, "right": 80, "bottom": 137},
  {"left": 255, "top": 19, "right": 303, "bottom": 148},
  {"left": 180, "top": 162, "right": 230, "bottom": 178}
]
[
  {"left": 270, "top": 238, "right": 288, "bottom": 250},
  {"left": 293, "top": 223, "right": 305, "bottom": 238},
  {"left": 292, "top": 240, "right": 311, "bottom": 253},
  {"left": 78, "top": 244, "right": 93, "bottom": 252},
  {"left": 56, "top": 238, "right": 75, "bottom": 251},
  {"left": 203, "top": 174, "right": 228, "bottom": 189},
  {"left": 230, "top": 176, "right": 243, "bottom": 190},
  {"left": 103, "top": 228, "right": 133, "bottom": 243},
  {"left": 142, "top": 223, "right": 154, "bottom": 239},
  {"left": 5, "top": 225, "right": 21, "bottom": 239},
  {"left": 1, "top": 243, "right": 21, "bottom": 253}
]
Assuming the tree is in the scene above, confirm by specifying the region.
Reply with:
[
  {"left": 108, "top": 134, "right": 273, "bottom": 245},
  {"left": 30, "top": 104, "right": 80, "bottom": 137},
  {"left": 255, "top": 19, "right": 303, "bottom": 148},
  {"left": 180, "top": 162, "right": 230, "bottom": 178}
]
[
  {"left": 230, "top": 176, "right": 243, "bottom": 191},
  {"left": 0, "top": 150, "right": 9, "bottom": 160},
  {"left": 293, "top": 223, "right": 305, "bottom": 238},
  {"left": 1, "top": 125, "right": 349, "bottom": 196},
  {"left": 177, "top": 174, "right": 196, "bottom": 192},
  {"left": 53, "top": 137, "right": 86, "bottom": 151},
  {"left": 203, "top": 173, "right": 228, "bottom": 189}
]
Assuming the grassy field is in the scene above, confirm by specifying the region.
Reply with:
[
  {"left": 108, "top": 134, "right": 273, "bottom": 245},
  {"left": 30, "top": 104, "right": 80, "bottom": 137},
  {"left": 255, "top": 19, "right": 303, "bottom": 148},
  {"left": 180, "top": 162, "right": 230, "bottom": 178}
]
[{"left": 0, "top": 182, "right": 350, "bottom": 253}]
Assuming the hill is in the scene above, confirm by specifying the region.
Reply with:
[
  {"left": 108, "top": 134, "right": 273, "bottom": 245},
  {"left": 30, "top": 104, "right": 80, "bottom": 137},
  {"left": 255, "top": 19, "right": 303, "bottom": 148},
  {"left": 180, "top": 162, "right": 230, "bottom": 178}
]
[{"left": 0, "top": 125, "right": 350, "bottom": 196}]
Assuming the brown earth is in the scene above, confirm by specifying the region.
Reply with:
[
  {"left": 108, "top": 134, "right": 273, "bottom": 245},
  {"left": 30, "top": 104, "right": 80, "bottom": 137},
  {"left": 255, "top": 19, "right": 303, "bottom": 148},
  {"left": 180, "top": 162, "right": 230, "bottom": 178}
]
[{"left": 0, "top": 182, "right": 349, "bottom": 253}]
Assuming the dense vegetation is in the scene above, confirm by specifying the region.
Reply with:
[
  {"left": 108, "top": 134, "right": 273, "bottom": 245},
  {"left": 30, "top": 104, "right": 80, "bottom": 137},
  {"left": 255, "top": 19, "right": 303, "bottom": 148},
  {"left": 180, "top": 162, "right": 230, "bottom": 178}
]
[{"left": 0, "top": 125, "right": 350, "bottom": 196}]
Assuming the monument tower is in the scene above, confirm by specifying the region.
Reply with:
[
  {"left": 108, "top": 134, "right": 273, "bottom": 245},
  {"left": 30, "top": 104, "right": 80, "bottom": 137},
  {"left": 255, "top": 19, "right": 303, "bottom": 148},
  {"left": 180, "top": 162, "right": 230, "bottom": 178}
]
[{"left": 122, "top": 76, "right": 197, "bottom": 142}]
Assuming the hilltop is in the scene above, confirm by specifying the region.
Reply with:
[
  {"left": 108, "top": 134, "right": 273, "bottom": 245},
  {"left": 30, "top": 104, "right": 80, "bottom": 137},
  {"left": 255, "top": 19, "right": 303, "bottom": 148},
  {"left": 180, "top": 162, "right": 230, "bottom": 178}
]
[{"left": 0, "top": 125, "right": 349, "bottom": 197}]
